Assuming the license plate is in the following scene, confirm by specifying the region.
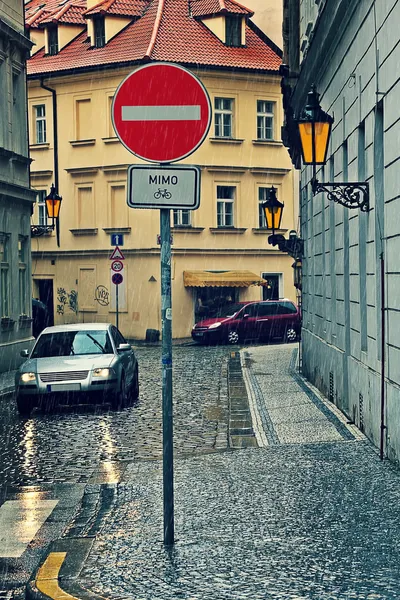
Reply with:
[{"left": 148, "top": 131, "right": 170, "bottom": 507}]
[
  {"left": 194, "top": 332, "right": 204, "bottom": 337},
  {"left": 47, "top": 383, "right": 81, "bottom": 392}
]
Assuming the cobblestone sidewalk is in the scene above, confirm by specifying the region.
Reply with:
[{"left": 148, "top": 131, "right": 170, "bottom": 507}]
[{"left": 67, "top": 344, "right": 400, "bottom": 600}]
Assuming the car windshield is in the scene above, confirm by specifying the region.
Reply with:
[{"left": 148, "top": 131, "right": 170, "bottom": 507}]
[
  {"left": 31, "top": 330, "right": 113, "bottom": 358},
  {"left": 208, "top": 303, "right": 244, "bottom": 318}
]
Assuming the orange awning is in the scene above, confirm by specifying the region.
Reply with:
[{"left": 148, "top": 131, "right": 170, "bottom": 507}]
[{"left": 183, "top": 270, "right": 267, "bottom": 288}]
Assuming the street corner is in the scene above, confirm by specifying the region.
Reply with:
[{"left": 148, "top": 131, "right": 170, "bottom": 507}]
[{"left": 26, "top": 538, "right": 102, "bottom": 600}]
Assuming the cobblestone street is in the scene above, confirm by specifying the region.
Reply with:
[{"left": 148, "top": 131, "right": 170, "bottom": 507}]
[{"left": 0, "top": 344, "right": 229, "bottom": 486}]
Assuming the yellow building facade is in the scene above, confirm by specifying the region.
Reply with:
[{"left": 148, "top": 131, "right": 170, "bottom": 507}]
[{"left": 27, "top": 0, "right": 296, "bottom": 340}]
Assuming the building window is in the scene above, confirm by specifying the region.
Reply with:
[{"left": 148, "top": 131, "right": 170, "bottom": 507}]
[
  {"left": 12, "top": 71, "right": 24, "bottom": 155},
  {"left": 34, "top": 105, "right": 46, "bottom": 143},
  {"left": 0, "top": 235, "right": 9, "bottom": 317},
  {"left": 36, "top": 190, "right": 48, "bottom": 226},
  {"left": 18, "top": 238, "right": 28, "bottom": 315},
  {"left": 48, "top": 26, "right": 58, "bottom": 55},
  {"left": 261, "top": 273, "right": 280, "bottom": 300},
  {"left": 257, "top": 100, "right": 274, "bottom": 141},
  {"left": 225, "top": 16, "right": 242, "bottom": 47},
  {"left": 93, "top": 17, "right": 105, "bottom": 48},
  {"left": 173, "top": 210, "right": 191, "bottom": 227},
  {"left": 217, "top": 186, "right": 235, "bottom": 227},
  {"left": 214, "top": 98, "right": 233, "bottom": 138},
  {"left": 258, "top": 187, "right": 269, "bottom": 227}
]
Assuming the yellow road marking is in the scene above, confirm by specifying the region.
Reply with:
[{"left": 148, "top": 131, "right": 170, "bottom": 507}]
[{"left": 36, "top": 552, "right": 79, "bottom": 600}]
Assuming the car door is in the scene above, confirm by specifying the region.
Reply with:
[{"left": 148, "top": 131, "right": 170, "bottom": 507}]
[
  {"left": 237, "top": 303, "right": 260, "bottom": 341},
  {"left": 111, "top": 326, "right": 134, "bottom": 387},
  {"left": 255, "top": 302, "right": 276, "bottom": 341}
]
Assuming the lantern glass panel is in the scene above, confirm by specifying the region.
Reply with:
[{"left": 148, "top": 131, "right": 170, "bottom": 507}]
[
  {"left": 264, "top": 204, "right": 283, "bottom": 231},
  {"left": 46, "top": 197, "right": 61, "bottom": 219},
  {"left": 298, "top": 121, "right": 331, "bottom": 165}
]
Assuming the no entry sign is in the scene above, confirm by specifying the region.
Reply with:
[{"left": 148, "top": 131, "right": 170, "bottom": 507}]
[{"left": 112, "top": 63, "right": 212, "bottom": 163}]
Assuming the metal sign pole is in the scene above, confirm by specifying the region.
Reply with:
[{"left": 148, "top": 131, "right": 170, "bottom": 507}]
[
  {"left": 116, "top": 284, "right": 119, "bottom": 330},
  {"left": 160, "top": 207, "right": 174, "bottom": 546}
]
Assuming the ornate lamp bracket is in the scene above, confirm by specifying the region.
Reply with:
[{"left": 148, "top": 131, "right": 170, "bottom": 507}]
[
  {"left": 30, "top": 225, "right": 54, "bottom": 237},
  {"left": 311, "top": 178, "right": 370, "bottom": 212}
]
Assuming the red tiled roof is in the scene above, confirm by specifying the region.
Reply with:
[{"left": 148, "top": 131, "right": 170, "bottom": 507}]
[
  {"left": 38, "top": 2, "right": 87, "bottom": 25},
  {"left": 84, "top": 0, "right": 147, "bottom": 17},
  {"left": 27, "top": 0, "right": 281, "bottom": 75},
  {"left": 190, "top": 0, "right": 253, "bottom": 18}
]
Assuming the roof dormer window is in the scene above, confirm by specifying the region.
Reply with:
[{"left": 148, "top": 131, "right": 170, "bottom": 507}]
[
  {"left": 47, "top": 25, "right": 58, "bottom": 55},
  {"left": 93, "top": 16, "right": 105, "bottom": 48},
  {"left": 225, "top": 15, "right": 242, "bottom": 47}
]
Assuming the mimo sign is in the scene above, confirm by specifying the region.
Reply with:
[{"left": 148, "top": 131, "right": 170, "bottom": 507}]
[{"left": 127, "top": 165, "right": 200, "bottom": 209}]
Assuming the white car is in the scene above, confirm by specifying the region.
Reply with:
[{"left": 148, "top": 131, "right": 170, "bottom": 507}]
[{"left": 15, "top": 323, "right": 139, "bottom": 415}]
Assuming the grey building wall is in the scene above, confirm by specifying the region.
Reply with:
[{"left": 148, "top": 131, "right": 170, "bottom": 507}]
[
  {"left": 0, "top": 1, "right": 36, "bottom": 371},
  {"left": 284, "top": 0, "right": 400, "bottom": 462}
]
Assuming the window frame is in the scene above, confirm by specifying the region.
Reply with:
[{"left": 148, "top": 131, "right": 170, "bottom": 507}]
[
  {"left": 34, "top": 104, "right": 46, "bottom": 144},
  {"left": 93, "top": 16, "right": 106, "bottom": 48},
  {"left": 35, "top": 189, "right": 48, "bottom": 226},
  {"left": 217, "top": 185, "right": 235, "bottom": 228},
  {"left": 257, "top": 100, "right": 275, "bottom": 141},
  {"left": 18, "top": 237, "right": 28, "bottom": 315},
  {"left": 214, "top": 97, "right": 234, "bottom": 138},
  {"left": 225, "top": 15, "right": 242, "bottom": 47},
  {"left": 0, "top": 234, "right": 10, "bottom": 318},
  {"left": 173, "top": 209, "right": 191, "bottom": 227},
  {"left": 47, "top": 26, "right": 58, "bottom": 55}
]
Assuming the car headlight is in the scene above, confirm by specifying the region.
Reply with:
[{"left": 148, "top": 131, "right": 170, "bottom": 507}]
[
  {"left": 208, "top": 322, "right": 222, "bottom": 329},
  {"left": 20, "top": 372, "right": 36, "bottom": 383},
  {"left": 92, "top": 368, "right": 114, "bottom": 378}
]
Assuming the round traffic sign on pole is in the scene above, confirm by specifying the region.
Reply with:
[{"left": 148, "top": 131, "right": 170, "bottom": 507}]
[
  {"left": 112, "top": 63, "right": 212, "bottom": 164},
  {"left": 112, "top": 273, "right": 123, "bottom": 285},
  {"left": 111, "top": 260, "right": 124, "bottom": 272}
]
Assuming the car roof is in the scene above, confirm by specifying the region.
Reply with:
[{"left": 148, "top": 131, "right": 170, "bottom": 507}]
[
  {"left": 40, "top": 323, "right": 112, "bottom": 334},
  {"left": 237, "top": 299, "right": 295, "bottom": 305}
]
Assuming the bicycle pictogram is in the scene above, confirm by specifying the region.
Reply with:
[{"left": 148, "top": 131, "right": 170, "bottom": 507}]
[{"left": 154, "top": 188, "right": 172, "bottom": 200}]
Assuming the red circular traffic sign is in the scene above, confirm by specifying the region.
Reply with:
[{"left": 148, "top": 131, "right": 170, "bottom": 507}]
[
  {"left": 111, "top": 260, "right": 124, "bottom": 272},
  {"left": 112, "top": 63, "right": 212, "bottom": 164},
  {"left": 112, "top": 273, "right": 123, "bottom": 285}
]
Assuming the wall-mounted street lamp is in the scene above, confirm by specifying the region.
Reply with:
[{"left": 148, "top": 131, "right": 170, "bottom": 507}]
[
  {"left": 262, "top": 186, "right": 284, "bottom": 234},
  {"left": 292, "top": 258, "right": 302, "bottom": 290},
  {"left": 297, "top": 86, "right": 369, "bottom": 212},
  {"left": 31, "top": 184, "right": 62, "bottom": 247}
]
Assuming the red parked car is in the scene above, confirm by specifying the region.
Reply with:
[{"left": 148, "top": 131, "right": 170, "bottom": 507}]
[{"left": 191, "top": 300, "right": 301, "bottom": 345}]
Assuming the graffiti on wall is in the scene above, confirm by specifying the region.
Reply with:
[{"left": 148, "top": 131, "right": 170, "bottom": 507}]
[
  {"left": 95, "top": 285, "right": 110, "bottom": 306},
  {"left": 57, "top": 288, "right": 78, "bottom": 315}
]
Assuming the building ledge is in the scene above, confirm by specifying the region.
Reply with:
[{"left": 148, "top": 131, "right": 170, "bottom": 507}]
[
  {"left": 31, "top": 170, "right": 53, "bottom": 179},
  {"left": 252, "top": 227, "right": 288, "bottom": 234},
  {"left": 171, "top": 227, "right": 204, "bottom": 233},
  {"left": 249, "top": 167, "right": 291, "bottom": 175},
  {"left": 102, "top": 137, "right": 119, "bottom": 144},
  {"left": 206, "top": 165, "right": 246, "bottom": 174},
  {"left": 209, "top": 227, "right": 247, "bottom": 234},
  {"left": 65, "top": 166, "right": 99, "bottom": 176},
  {"left": 103, "top": 227, "right": 131, "bottom": 234},
  {"left": 30, "top": 143, "right": 50, "bottom": 151},
  {"left": 69, "top": 139, "right": 96, "bottom": 147},
  {"left": 70, "top": 228, "right": 98, "bottom": 235},
  {"left": 252, "top": 139, "right": 282, "bottom": 146},
  {"left": 209, "top": 137, "right": 244, "bottom": 144}
]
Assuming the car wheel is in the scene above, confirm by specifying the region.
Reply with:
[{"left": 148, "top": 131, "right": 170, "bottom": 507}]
[
  {"left": 16, "top": 394, "right": 35, "bottom": 416},
  {"left": 285, "top": 327, "right": 298, "bottom": 343},
  {"left": 131, "top": 365, "right": 139, "bottom": 402},
  {"left": 112, "top": 374, "right": 127, "bottom": 410},
  {"left": 227, "top": 330, "right": 239, "bottom": 345}
]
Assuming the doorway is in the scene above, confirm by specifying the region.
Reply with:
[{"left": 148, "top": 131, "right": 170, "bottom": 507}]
[
  {"left": 261, "top": 273, "right": 280, "bottom": 300},
  {"left": 36, "top": 279, "right": 54, "bottom": 326}
]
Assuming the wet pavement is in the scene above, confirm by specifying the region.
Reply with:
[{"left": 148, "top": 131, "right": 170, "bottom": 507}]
[
  {"left": 2, "top": 342, "right": 400, "bottom": 599},
  {"left": 0, "top": 344, "right": 229, "bottom": 486}
]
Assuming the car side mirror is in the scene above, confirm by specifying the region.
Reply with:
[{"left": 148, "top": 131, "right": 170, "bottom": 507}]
[
  {"left": 20, "top": 349, "right": 29, "bottom": 358},
  {"left": 117, "top": 343, "right": 131, "bottom": 352}
]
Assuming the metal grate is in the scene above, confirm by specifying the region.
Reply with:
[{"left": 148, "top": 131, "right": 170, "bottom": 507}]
[
  {"left": 40, "top": 371, "right": 89, "bottom": 383},
  {"left": 329, "top": 371, "right": 334, "bottom": 402},
  {"left": 359, "top": 392, "right": 364, "bottom": 432}
]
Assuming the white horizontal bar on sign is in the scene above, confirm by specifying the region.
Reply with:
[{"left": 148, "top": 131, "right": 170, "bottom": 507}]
[{"left": 122, "top": 105, "right": 201, "bottom": 121}]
